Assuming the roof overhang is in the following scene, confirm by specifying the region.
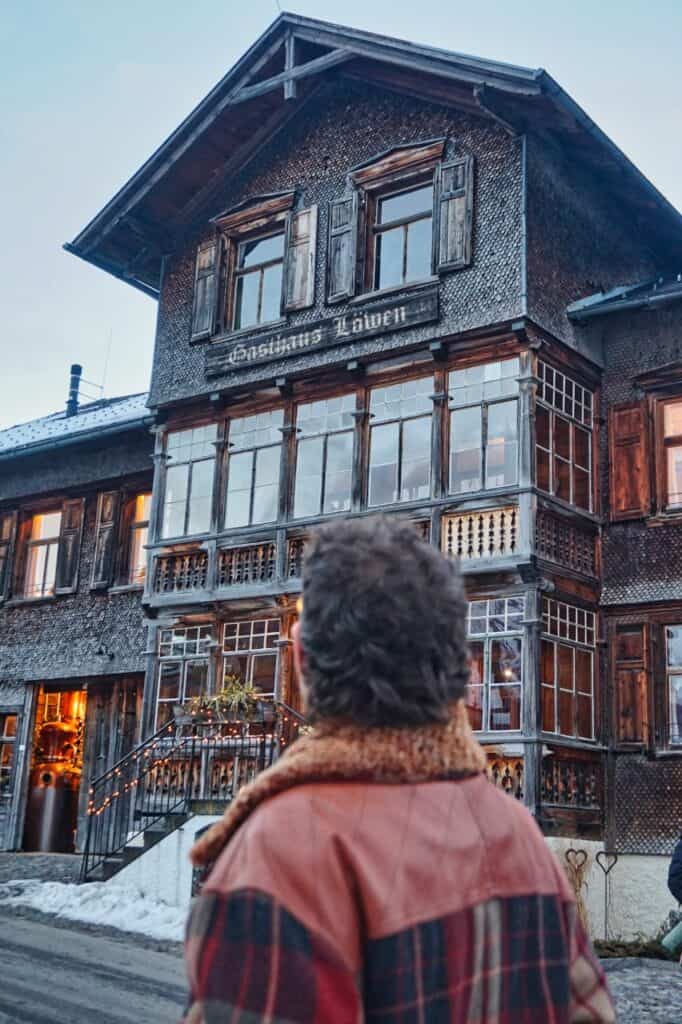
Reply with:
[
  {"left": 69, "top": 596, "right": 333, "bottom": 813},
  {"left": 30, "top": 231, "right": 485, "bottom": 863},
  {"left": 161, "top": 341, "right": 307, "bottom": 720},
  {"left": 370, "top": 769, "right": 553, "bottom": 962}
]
[{"left": 66, "top": 12, "right": 682, "bottom": 298}]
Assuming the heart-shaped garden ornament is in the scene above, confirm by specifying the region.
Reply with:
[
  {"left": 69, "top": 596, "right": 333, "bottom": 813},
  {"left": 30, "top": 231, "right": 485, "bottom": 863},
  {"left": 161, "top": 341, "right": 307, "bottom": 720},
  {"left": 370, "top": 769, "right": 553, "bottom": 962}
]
[
  {"left": 596, "top": 850, "right": 618, "bottom": 875},
  {"left": 565, "top": 848, "right": 588, "bottom": 871}
]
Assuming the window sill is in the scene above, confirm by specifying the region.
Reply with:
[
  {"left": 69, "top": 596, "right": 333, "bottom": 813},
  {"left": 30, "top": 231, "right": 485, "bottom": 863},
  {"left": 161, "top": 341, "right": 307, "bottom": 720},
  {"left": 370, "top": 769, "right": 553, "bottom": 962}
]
[
  {"left": 350, "top": 276, "right": 439, "bottom": 307},
  {"left": 201, "top": 318, "right": 287, "bottom": 347},
  {"left": 108, "top": 583, "right": 145, "bottom": 595},
  {"left": 5, "top": 595, "right": 57, "bottom": 608},
  {"left": 646, "top": 511, "right": 682, "bottom": 528},
  {"left": 535, "top": 492, "right": 601, "bottom": 525}
]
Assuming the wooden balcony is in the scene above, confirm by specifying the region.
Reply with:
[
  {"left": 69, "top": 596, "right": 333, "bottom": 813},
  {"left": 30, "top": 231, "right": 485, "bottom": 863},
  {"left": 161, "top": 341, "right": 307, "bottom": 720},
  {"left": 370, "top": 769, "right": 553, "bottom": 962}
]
[
  {"left": 540, "top": 749, "right": 603, "bottom": 838},
  {"left": 486, "top": 756, "right": 524, "bottom": 801},
  {"left": 152, "top": 549, "right": 209, "bottom": 595},
  {"left": 217, "top": 542, "right": 277, "bottom": 588},
  {"left": 442, "top": 506, "right": 519, "bottom": 564},
  {"left": 536, "top": 509, "right": 597, "bottom": 578}
]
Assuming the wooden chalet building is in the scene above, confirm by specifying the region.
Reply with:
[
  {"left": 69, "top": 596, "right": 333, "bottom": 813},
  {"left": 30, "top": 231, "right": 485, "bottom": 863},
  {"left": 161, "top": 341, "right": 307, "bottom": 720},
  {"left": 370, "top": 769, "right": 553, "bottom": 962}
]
[
  {"left": 50, "top": 14, "right": 682, "bottom": 926},
  {"left": 0, "top": 371, "right": 154, "bottom": 852}
]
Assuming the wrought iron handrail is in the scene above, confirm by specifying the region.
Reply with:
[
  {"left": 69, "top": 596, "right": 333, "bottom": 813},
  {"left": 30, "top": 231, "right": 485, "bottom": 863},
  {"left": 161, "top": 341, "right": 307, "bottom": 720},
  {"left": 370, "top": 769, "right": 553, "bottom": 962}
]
[{"left": 80, "top": 704, "right": 304, "bottom": 883}]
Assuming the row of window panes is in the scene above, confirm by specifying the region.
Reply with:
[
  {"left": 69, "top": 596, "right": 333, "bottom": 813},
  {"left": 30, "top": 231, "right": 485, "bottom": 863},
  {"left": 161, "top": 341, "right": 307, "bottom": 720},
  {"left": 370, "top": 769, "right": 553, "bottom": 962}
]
[
  {"left": 542, "top": 599, "right": 595, "bottom": 647},
  {"left": 541, "top": 639, "right": 594, "bottom": 740},
  {"left": 160, "top": 361, "right": 527, "bottom": 539},
  {"left": 537, "top": 362, "right": 593, "bottom": 426},
  {"left": 536, "top": 406, "right": 592, "bottom": 511},
  {"left": 467, "top": 597, "right": 525, "bottom": 636},
  {"left": 466, "top": 598, "right": 524, "bottom": 732}
]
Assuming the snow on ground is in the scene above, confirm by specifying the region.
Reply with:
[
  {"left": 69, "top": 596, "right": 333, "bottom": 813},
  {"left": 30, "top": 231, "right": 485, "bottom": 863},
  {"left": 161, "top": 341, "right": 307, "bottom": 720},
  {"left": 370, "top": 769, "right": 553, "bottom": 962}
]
[{"left": 0, "top": 878, "right": 186, "bottom": 941}]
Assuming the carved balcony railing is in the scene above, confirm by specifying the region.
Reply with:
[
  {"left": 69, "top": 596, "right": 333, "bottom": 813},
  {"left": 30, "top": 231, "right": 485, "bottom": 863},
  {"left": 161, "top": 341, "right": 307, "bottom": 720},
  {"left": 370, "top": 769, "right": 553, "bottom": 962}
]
[
  {"left": 442, "top": 506, "right": 518, "bottom": 562},
  {"left": 287, "top": 536, "right": 307, "bottom": 579},
  {"left": 217, "top": 543, "right": 277, "bottom": 587},
  {"left": 152, "top": 549, "right": 209, "bottom": 594},
  {"left": 486, "top": 757, "right": 524, "bottom": 801},
  {"left": 541, "top": 756, "right": 601, "bottom": 810},
  {"left": 536, "top": 510, "right": 597, "bottom": 577}
]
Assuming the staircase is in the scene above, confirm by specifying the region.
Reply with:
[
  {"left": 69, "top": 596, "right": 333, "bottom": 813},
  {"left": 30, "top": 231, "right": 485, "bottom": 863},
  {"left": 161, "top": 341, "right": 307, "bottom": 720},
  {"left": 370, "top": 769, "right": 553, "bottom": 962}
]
[{"left": 80, "top": 705, "right": 304, "bottom": 883}]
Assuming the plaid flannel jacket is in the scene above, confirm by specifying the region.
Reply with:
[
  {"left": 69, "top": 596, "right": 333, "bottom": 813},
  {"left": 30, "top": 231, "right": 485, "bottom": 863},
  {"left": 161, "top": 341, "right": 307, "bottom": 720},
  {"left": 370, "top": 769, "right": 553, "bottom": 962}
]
[{"left": 183, "top": 775, "right": 614, "bottom": 1023}]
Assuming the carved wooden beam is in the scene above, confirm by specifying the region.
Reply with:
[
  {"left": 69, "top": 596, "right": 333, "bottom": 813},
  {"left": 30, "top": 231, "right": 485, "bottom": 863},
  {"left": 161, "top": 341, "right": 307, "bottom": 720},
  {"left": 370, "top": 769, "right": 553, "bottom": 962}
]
[{"left": 230, "top": 47, "right": 352, "bottom": 105}]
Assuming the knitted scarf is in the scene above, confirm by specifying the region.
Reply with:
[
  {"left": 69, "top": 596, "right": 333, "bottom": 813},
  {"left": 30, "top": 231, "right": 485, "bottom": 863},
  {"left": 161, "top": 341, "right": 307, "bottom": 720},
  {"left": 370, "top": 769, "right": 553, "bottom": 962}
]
[{"left": 190, "top": 700, "right": 486, "bottom": 866}]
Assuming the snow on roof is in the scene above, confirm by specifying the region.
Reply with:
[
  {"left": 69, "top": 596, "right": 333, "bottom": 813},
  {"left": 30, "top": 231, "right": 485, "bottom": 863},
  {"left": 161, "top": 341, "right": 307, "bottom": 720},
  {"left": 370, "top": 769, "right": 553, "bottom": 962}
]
[{"left": 0, "top": 393, "right": 151, "bottom": 457}]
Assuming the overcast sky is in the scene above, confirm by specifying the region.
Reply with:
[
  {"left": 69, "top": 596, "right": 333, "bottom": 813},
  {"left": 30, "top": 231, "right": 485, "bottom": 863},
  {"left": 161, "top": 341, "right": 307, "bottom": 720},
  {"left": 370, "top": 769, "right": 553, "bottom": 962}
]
[{"left": 1, "top": 1, "right": 680, "bottom": 430}]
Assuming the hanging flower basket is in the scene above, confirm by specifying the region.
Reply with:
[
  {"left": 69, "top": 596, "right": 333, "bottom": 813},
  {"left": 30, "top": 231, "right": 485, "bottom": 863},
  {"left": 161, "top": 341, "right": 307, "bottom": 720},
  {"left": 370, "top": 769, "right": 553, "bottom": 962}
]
[{"left": 177, "top": 676, "right": 274, "bottom": 726}]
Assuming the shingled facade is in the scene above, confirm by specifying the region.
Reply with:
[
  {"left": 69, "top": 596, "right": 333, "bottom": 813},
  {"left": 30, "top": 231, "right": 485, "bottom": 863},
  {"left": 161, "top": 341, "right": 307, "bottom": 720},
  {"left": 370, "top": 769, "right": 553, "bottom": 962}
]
[
  {"left": 62, "top": 13, "right": 682, "bottom": 889},
  {"left": 0, "top": 388, "right": 154, "bottom": 851}
]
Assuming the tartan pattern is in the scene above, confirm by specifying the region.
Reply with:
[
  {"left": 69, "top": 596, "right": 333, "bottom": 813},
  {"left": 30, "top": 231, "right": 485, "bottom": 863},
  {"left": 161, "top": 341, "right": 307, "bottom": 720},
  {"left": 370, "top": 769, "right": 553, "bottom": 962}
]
[{"left": 183, "top": 888, "right": 614, "bottom": 1023}]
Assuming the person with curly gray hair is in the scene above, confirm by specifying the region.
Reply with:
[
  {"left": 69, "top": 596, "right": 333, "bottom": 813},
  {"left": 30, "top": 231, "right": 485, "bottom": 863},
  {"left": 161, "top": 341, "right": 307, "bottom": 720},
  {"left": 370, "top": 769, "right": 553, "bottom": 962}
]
[{"left": 184, "top": 515, "right": 614, "bottom": 1023}]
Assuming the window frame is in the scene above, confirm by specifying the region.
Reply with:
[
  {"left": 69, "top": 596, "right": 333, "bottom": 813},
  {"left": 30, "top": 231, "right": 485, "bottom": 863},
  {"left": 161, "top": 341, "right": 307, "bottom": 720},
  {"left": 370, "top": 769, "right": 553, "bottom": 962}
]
[
  {"left": 447, "top": 357, "right": 521, "bottom": 496},
  {"left": 466, "top": 597, "right": 525, "bottom": 734},
  {"left": 126, "top": 492, "right": 151, "bottom": 586},
  {"left": 541, "top": 598, "right": 597, "bottom": 742},
  {"left": 292, "top": 393, "right": 357, "bottom": 520},
  {"left": 222, "top": 619, "right": 281, "bottom": 699},
  {"left": 659, "top": 397, "right": 682, "bottom": 513},
  {"left": 665, "top": 624, "right": 682, "bottom": 746},
  {"left": 536, "top": 361, "right": 594, "bottom": 513},
  {"left": 367, "top": 177, "right": 435, "bottom": 293},
  {"left": 161, "top": 425, "right": 217, "bottom": 541},
  {"left": 0, "top": 711, "right": 18, "bottom": 801},
  {"left": 223, "top": 409, "right": 284, "bottom": 530},
  {"left": 23, "top": 510, "right": 62, "bottom": 599},
  {"left": 366, "top": 374, "right": 434, "bottom": 508},
  {"left": 155, "top": 625, "right": 213, "bottom": 728},
  {"left": 231, "top": 228, "right": 286, "bottom": 332}
]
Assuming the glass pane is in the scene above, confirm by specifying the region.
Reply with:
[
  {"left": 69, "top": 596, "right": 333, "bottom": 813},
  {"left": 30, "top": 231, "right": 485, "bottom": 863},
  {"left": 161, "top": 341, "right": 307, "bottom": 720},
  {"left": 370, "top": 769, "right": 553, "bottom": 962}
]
[
  {"left": 450, "top": 407, "right": 482, "bottom": 494},
  {"left": 667, "top": 446, "right": 682, "bottom": 508},
  {"left": 370, "top": 378, "right": 433, "bottom": 422},
  {"left": 261, "top": 263, "right": 283, "bottom": 323},
  {"left": 375, "top": 227, "right": 403, "bottom": 290},
  {"left": 537, "top": 448, "right": 550, "bottom": 493},
  {"left": 184, "top": 662, "right": 208, "bottom": 700},
  {"left": 536, "top": 405, "right": 550, "bottom": 449},
  {"left": 559, "top": 690, "right": 574, "bottom": 736},
  {"left": 486, "top": 400, "right": 518, "bottom": 488},
  {"left": 24, "top": 545, "right": 47, "bottom": 597},
  {"left": 252, "top": 445, "right": 281, "bottom": 524},
  {"left": 163, "top": 464, "right": 189, "bottom": 537},
  {"left": 542, "top": 685, "right": 556, "bottom": 733},
  {"left": 188, "top": 459, "right": 214, "bottom": 535},
  {"left": 401, "top": 416, "right": 431, "bottom": 501},
  {"left": 223, "top": 653, "right": 249, "bottom": 683},
  {"left": 158, "top": 663, "right": 181, "bottom": 701},
  {"left": 294, "top": 437, "right": 324, "bottom": 518},
  {"left": 323, "top": 432, "right": 353, "bottom": 514},
  {"left": 0, "top": 516, "right": 11, "bottom": 541},
  {"left": 368, "top": 422, "right": 399, "bottom": 506},
  {"left": 670, "top": 674, "right": 682, "bottom": 744},
  {"left": 574, "top": 467, "right": 590, "bottom": 511},
  {"left": 156, "top": 702, "right": 175, "bottom": 728},
  {"left": 298, "top": 394, "right": 355, "bottom": 435},
  {"left": 554, "top": 415, "right": 571, "bottom": 460},
  {"left": 667, "top": 627, "right": 682, "bottom": 668},
  {"left": 576, "top": 649, "right": 593, "bottom": 695},
  {"left": 239, "top": 233, "right": 284, "bottom": 269},
  {"left": 135, "top": 493, "right": 151, "bottom": 522},
  {"left": 251, "top": 654, "right": 277, "bottom": 695},
  {"left": 379, "top": 186, "right": 433, "bottom": 223},
  {"left": 558, "top": 644, "right": 574, "bottom": 690},
  {"left": 489, "top": 686, "right": 521, "bottom": 731},
  {"left": 31, "top": 512, "right": 62, "bottom": 541},
  {"left": 3, "top": 715, "right": 17, "bottom": 738},
  {"left": 405, "top": 216, "right": 432, "bottom": 282},
  {"left": 467, "top": 685, "right": 484, "bottom": 731},
  {"left": 664, "top": 402, "right": 682, "bottom": 438},
  {"left": 449, "top": 359, "right": 519, "bottom": 406},
  {"left": 225, "top": 451, "right": 254, "bottom": 529},
  {"left": 577, "top": 695, "right": 593, "bottom": 739},
  {"left": 234, "top": 271, "right": 259, "bottom": 330},
  {"left": 491, "top": 638, "right": 522, "bottom": 684},
  {"left": 554, "top": 456, "right": 571, "bottom": 502},
  {"left": 129, "top": 525, "right": 148, "bottom": 585},
  {"left": 489, "top": 600, "right": 506, "bottom": 633},
  {"left": 574, "top": 426, "right": 590, "bottom": 469},
  {"left": 467, "top": 641, "right": 484, "bottom": 731}
]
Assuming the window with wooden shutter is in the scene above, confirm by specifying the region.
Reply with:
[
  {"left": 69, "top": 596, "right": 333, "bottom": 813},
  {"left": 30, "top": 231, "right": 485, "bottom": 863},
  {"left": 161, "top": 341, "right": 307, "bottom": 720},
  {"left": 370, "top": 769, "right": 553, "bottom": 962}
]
[
  {"left": 0, "top": 511, "right": 17, "bottom": 602},
  {"left": 327, "top": 194, "right": 358, "bottom": 302},
  {"left": 435, "top": 155, "right": 474, "bottom": 272},
  {"left": 283, "top": 206, "right": 317, "bottom": 312},
  {"left": 190, "top": 240, "right": 219, "bottom": 341},
  {"left": 608, "top": 402, "right": 651, "bottom": 520},
  {"left": 55, "top": 498, "right": 85, "bottom": 594},
  {"left": 613, "top": 624, "right": 648, "bottom": 744},
  {"left": 90, "top": 491, "right": 119, "bottom": 590}
]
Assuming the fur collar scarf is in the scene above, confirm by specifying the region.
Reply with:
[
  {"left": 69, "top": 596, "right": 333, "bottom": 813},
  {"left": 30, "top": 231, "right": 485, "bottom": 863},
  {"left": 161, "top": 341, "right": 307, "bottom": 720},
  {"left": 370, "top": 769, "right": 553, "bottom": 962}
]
[{"left": 191, "top": 700, "right": 486, "bottom": 867}]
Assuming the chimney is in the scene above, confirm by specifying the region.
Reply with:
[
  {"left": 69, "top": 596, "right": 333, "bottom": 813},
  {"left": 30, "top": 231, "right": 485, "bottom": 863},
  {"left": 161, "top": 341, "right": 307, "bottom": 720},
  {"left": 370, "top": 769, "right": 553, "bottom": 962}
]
[{"left": 66, "top": 363, "right": 82, "bottom": 417}]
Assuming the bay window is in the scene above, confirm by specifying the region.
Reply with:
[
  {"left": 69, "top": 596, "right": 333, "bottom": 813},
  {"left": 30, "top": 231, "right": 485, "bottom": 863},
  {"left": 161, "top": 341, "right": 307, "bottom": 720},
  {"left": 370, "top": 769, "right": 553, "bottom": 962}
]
[
  {"left": 293, "top": 395, "right": 355, "bottom": 518},
  {"left": 223, "top": 620, "right": 280, "bottom": 696},
  {"left": 224, "top": 410, "right": 283, "bottom": 528},
  {"left": 368, "top": 377, "right": 433, "bottom": 506},
  {"left": 156, "top": 626, "right": 212, "bottom": 727},
  {"left": 667, "top": 625, "right": 682, "bottom": 744},
  {"left": 162, "top": 426, "right": 216, "bottom": 538},
  {"left": 536, "top": 362, "right": 593, "bottom": 511},
  {"left": 466, "top": 597, "right": 524, "bottom": 731},
  {"left": 541, "top": 599, "right": 596, "bottom": 740},
  {"left": 449, "top": 358, "right": 519, "bottom": 494}
]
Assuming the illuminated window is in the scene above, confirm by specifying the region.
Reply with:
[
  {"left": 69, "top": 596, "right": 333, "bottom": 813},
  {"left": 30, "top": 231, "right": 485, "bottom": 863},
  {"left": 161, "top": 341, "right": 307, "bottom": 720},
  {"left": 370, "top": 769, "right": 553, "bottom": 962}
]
[
  {"left": 162, "top": 426, "right": 216, "bottom": 538},
  {"left": 663, "top": 401, "right": 682, "bottom": 510},
  {"left": 294, "top": 396, "right": 355, "bottom": 518},
  {"left": 0, "top": 714, "right": 17, "bottom": 797},
  {"left": 224, "top": 410, "right": 283, "bottom": 529},
  {"left": 222, "top": 620, "right": 280, "bottom": 697},
  {"left": 128, "top": 494, "right": 151, "bottom": 585},
  {"left": 368, "top": 377, "right": 433, "bottom": 506},
  {"left": 233, "top": 232, "right": 285, "bottom": 331},
  {"left": 156, "top": 626, "right": 212, "bottom": 728},
  {"left": 667, "top": 625, "right": 682, "bottom": 744},
  {"left": 24, "top": 511, "right": 62, "bottom": 598},
  {"left": 536, "top": 362, "right": 593, "bottom": 511},
  {"left": 449, "top": 358, "right": 519, "bottom": 494},
  {"left": 541, "top": 598, "right": 596, "bottom": 740},
  {"left": 466, "top": 597, "right": 524, "bottom": 732}
]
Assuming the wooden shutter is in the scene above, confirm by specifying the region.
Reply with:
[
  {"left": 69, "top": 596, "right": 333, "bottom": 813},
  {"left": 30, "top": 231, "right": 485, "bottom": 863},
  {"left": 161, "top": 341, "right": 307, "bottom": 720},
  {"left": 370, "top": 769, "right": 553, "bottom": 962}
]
[
  {"left": 613, "top": 624, "right": 649, "bottom": 744},
  {"left": 190, "top": 240, "right": 219, "bottom": 341},
  {"left": 12, "top": 515, "right": 32, "bottom": 598},
  {"left": 608, "top": 401, "right": 651, "bottom": 520},
  {"left": 90, "top": 491, "right": 119, "bottom": 590},
  {"left": 115, "top": 493, "right": 137, "bottom": 586},
  {"left": 0, "top": 511, "right": 18, "bottom": 602},
  {"left": 435, "top": 155, "right": 474, "bottom": 272},
  {"left": 327, "top": 194, "right": 358, "bottom": 302},
  {"left": 283, "top": 206, "right": 318, "bottom": 311},
  {"left": 55, "top": 498, "right": 85, "bottom": 595}
]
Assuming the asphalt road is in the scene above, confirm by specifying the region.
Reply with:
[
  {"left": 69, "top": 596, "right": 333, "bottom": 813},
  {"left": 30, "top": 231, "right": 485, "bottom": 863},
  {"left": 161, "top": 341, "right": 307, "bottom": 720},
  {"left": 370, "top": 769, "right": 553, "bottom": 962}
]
[{"left": 0, "top": 912, "right": 186, "bottom": 1023}]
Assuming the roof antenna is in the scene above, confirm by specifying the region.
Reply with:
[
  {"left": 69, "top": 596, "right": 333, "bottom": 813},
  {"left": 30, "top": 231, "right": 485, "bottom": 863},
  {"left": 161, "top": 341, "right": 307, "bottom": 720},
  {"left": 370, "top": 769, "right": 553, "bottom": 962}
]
[
  {"left": 101, "top": 328, "right": 113, "bottom": 398},
  {"left": 275, "top": 0, "right": 282, "bottom": 11}
]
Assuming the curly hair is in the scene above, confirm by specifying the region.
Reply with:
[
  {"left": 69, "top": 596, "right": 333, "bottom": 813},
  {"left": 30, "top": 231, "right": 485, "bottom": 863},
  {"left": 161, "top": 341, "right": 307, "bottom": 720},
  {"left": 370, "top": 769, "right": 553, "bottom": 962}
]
[{"left": 299, "top": 515, "right": 469, "bottom": 727}]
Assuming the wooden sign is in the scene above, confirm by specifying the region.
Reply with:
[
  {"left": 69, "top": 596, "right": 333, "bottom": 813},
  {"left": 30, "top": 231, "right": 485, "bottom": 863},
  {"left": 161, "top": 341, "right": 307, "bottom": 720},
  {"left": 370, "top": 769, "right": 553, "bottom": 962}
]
[{"left": 205, "top": 286, "right": 439, "bottom": 377}]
